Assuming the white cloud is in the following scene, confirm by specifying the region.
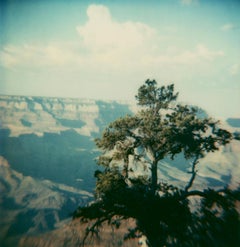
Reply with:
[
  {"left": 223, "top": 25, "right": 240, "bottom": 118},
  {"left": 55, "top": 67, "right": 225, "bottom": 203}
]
[
  {"left": 76, "top": 4, "right": 157, "bottom": 53},
  {"left": 0, "top": 46, "right": 18, "bottom": 67},
  {"left": 221, "top": 23, "right": 239, "bottom": 31},
  {"left": 229, "top": 64, "right": 240, "bottom": 75},
  {"left": 194, "top": 44, "right": 224, "bottom": 60},
  {"left": 0, "top": 43, "right": 81, "bottom": 69},
  {"left": 143, "top": 44, "right": 224, "bottom": 66},
  {"left": 1, "top": 5, "right": 159, "bottom": 71},
  {"left": 0, "top": 4, "right": 224, "bottom": 71},
  {"left": 180, "top": 0, "right": 199, "bottom": 5}
]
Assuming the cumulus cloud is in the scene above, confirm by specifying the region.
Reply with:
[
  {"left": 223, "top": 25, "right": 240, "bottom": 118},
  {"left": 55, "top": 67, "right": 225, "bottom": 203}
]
[
  {"left": 76, "top": 4, "right": 157, "bottom": 53},
  {"left": 1, "top": 5, "right": 158, "bottom": 71},
  {"left": 0, "top": 4, "right": 224, "bottom": 74}
]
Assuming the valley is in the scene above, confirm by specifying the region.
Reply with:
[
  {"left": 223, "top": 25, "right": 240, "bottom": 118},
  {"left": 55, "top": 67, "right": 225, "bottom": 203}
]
[{"left": 0, "top": 95, "right": 239, "bottom": 246}]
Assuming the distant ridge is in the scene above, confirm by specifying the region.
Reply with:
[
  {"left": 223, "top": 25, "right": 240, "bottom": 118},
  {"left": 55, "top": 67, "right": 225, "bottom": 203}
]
[{"left": 226, "top": 118, "right": 240, "bottom": 128}]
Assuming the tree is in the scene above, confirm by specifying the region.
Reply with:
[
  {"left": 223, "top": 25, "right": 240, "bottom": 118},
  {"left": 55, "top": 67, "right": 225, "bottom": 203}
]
[{"left": 74, "top": 80, "right": 240, "bottom": 247}]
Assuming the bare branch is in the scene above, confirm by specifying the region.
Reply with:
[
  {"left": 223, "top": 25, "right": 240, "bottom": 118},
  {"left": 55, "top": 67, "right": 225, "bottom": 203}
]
[{"left": 184, "top": 155, "right": 200, "bottom": 192}]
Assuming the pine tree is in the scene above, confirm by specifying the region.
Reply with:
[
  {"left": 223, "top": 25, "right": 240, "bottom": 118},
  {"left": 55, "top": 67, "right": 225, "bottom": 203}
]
[{"left": 74, "top": 80, "right": 239, "bottom": 247}]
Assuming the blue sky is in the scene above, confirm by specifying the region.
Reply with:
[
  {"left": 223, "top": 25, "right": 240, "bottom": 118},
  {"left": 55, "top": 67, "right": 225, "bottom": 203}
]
[{"left": 0, "top": 0, "right": 240, "bottom": 118}]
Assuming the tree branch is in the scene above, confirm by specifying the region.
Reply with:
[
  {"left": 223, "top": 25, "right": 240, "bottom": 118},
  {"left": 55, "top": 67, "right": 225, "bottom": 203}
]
[
  {"left": 80, "top": 212, "right": 115, "bottom": 246},
  {"left": 184, "top": 155, "right": 199, "bottom": 192},
  {"left": 183, "top": 190, "right": 206, "bottom": 198}
]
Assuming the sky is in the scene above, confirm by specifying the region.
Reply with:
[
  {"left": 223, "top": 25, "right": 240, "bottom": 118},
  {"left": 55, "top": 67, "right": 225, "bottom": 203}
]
[{"left": 0, "top": 0, "right": 240, "bottom": 119}]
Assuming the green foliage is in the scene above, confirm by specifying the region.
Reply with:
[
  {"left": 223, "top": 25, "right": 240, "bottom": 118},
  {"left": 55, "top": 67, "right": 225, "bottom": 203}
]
[
  {"left": 136, "top": 79, "right": 178, "bottom": 109},
  {"left": 95, "top": 80, "right": 232, "bottom": 192},
  {"left": 74, "top": 178, "right": 240, "bottom": 246},
  {"left": 74, "top": 80, "right": 239, "bottom": 247},
  {"left": 94, "top": 168, "right": 127, "bottom": 198}
]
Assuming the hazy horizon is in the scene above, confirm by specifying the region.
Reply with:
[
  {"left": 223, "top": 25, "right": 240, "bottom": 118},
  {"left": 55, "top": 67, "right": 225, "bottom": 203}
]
[{"left": 1, "top": 0, "right": 240, "bottom": 119}]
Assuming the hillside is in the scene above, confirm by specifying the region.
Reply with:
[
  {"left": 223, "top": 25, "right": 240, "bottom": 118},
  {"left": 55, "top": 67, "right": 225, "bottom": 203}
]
[
  {"left": 19, "top": 218, "right": 140, "bottom": 247},
  {"left": 0, "top": 95, "right": 133, "bottom": 246},
  {"left": 0, "top": 156, "right": 93, "bottom": 247}
]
